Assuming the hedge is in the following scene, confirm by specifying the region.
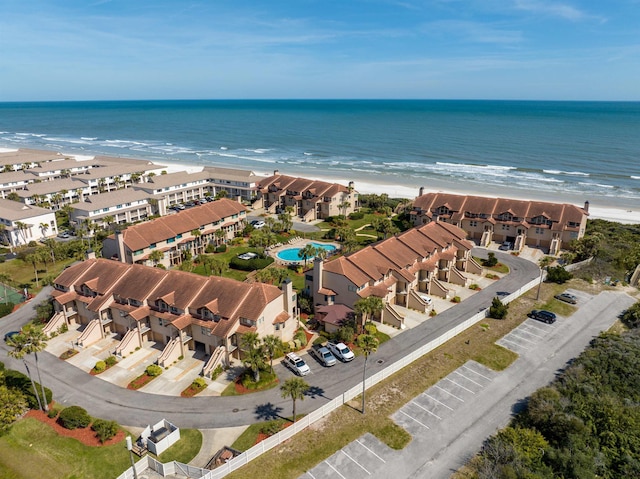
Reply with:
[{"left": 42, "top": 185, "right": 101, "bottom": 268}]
[
  {"left": 58, "top": 406, "right": 91, "bottom": 430},
  {"left": 229, "top": 255, "right": 274, "bottom": 271}
]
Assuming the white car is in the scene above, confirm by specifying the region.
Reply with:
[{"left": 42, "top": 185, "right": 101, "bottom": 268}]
[
  {"left": 418, "top": 293, "right": 433, "bottom": 305},
  {"left": 283, "top": 352, "right": 310, "bottom": 376},
  {"left": 250, "top": 220, "right": 266, "bottom": 229},
  {"left": 327, "top": 341, "right": 355, "bottom": 362}
]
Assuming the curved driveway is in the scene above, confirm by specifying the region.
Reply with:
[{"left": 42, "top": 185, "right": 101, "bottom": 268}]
[{"left": 0, "top": 250, "right": 539, "bottom": 428}]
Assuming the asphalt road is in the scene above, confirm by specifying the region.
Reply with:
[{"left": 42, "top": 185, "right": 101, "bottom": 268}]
[{"left": 0, "top": 250, "right": 539, "bottom": 428}]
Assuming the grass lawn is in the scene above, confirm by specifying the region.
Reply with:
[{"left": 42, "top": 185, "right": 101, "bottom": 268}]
[
  {"left": 224, "top": 279, "right": 598, "bottom": 479},
  {"left": 155, "top": 429, "right": 202, "bottom": 464},
  {"left": 0, "top": 257, "right": 78, "bottom": 293},
  {"left": 0, "top": 418, "right": 131, "bottom": 479}
]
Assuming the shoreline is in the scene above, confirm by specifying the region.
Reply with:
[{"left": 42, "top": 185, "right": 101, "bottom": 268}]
[
  {"left": 4, "top": 145, "right": 640, "bottom": 225},
  {"left": 159, "top": 157, "right": 640, "bottom": 225}
]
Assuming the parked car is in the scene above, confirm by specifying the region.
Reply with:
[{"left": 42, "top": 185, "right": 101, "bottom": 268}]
[
  {"left": 283, "top": 352, "right": 310, "bottom": 376},
  {"left": 327, "top": 341, "right": 355, "bottom": 362},
  {"left": 57, "top": 232, "right": 69, "bottom": 239},
  {"left": 499, "top": 241, "right": 512, "bottom": 250},
  {"left": 554, "top": 292, "right": 578, "bottom": 304},
  {"left": 310, "top": 345, "right": 337, "bottom": 367},
  {"left": 418, "top": 293, "right": 433, "bottom": 305},
  {"left": 4, "top": 331, "right": 20, "bottom": 342},
  {"left": 250, "top": 220, "right": 266, "bottom": 229},
  {"left": 529, "top": 309, "right": 557, "bottom": 324}
]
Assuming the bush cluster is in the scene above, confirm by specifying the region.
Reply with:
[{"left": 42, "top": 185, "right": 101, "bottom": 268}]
[
  {"left": 58, "top": 406, "right": 91, "bottom": 430},
  {"left": 91, "top": 419, "right": 119, "bottom": 443},
  {"left": 105, "top": 355, "right": 117, "bottom": 367},
  {"left": 229, "top": 255, "right": 274, "bottom": 271},
  {"left": 145, "top": 364, "right": 163, "bottom": 377},
  {"left": 93, "top": 361, "right": 106, "bottom": 373},
  {"left": 488, "top": 297, "right": 509, "bottom": 320},
  {"left": 3, "top": 369, "right": 52, "bottom": 409}
]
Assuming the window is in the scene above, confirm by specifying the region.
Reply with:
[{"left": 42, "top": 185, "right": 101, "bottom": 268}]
[
  {"left": 158, "top": 318, "right": 166, "bottom": 327},
  {"left": 167, "top": 237, "right": 175, "bottom": 243},
  {"left": 535, "top": 227, "right": 544, "bottom": 234},
  {"left": 348, "top": 285, "right": 358, "bottom": 292},
  {"left": 469, "top": 221, "right": 478, "bottom": 227},
  {"left": 240, "top": 317, "right": 256, "bottom": 327},
  {"left": 170, "top": 306, "right": 180, "bottom": 315},
  {"left": 502, "top": 224, "right": 510, "bottom": 231},
  {"left": 134, "top": 249, "right": 143, "bottom": 255},
  {"left": 305, "top": 274, "right": 313, "bottom": 281},
  {"left": 150, "top": 243, "right": 156, "bottom": 249}
]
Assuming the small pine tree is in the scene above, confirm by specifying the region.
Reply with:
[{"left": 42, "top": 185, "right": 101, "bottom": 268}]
[
  {"left": 484, "top": 252, "right": 498, "bottom": 267},
  {"left": 546, "top": 265, "right": 573, "bottom": 284},
  {"left": 488, "top": 297, "right": 509, "bottom": 319}
]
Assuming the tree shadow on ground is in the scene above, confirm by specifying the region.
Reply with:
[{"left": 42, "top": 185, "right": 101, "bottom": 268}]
[{"left": 254, "top": 402, "right": 284, "bottom": 421}]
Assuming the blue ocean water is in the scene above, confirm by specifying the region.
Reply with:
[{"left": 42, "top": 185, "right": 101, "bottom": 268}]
[{"left": 0, "top": 100, "right": 638, "bottom": 207}]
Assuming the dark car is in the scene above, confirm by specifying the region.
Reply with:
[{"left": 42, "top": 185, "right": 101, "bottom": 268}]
[
  {"left": 529, "top": 310, "right": 557, "bottom": 324},
  {"left": 554, "top": 293, "right": 577, "bottom": 304},
  {"left": 4, "top": 331, "right": 20, "bottom": 342}
]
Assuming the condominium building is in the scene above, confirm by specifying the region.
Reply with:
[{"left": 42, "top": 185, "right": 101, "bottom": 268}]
[
  {"left": 46, "top": 258, "right": 297, "bottom": 367},
  {"left": 307, "top": 221, "right": 482, "bottom": 329},
  {"left": 0, "top": 198, "right": 59, "bottom": 247},
  {"left": 102, "top": 198, "right": 248, "bottom": 267},
  {"left": 410, "top": 191, "right": 589, "bottom": 255},
  {"left": 256, "top": 171, "right": 358, "bottom": 221}
]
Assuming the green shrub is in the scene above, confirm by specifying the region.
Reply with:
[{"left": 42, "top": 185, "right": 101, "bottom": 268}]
[
  {"left": 260, "top": 419, "right": 286, "bottom": 436},
  {"left": 205, "top": 244, "right": 216, "bottom": 253},
  {"left": 451, "top": 296, "right": 461, "bottom": 303},
  {"left": 294, "top": 330, "right": 308, "bottom": 347},
  {"left": 229, "top": 255, "right": 274, "bottom": 271},
  {"left": 3, "top": 369, "right": 52, "bottom": 409},
  {"left": 469, "top": 284, "right": 480, "bottom": 290},
  {"left": 47, "top": 407, "right": 60, "bottom": 419},
  {"left": 192, "top": 377, "right": 207, "bottom": 389},
  {"left": 335, "top": 325, "right": 355, "bottom": 344},
  {"left": 312, "top": 337, "right": 325, "bottom": 346},
  {"left": 93, "top": 361, "right": 106, "bottom": 373},
  {"left": 364, "top": 323, "right": 378, "bottom": 335},
  {"left": 621, "top": 302, "right": 640, "bottom": 329},
  {"left": 348, "top": 211, "right": 365, "bottom": 220},
  {"left": 488, "top": 297, "right": 509, "bottom": 320},
  {"left": 0, "top": 302, "right": 15, "bottom": 318},
  {"left": 146, "top": 364, "right": 163, "bottom": 377},
  {"left": 91, "top": 418, "right": 119, "bottom": 443},
  {"left": 105, "top": 355, "right": 117, "bottom": 367},
  {"left": 546, "top": 265, "right": 573, "bottom": 284},
  {"left": 58, "top": 406, "right": 91, "bottom": 430},
  {"left": 211, "top": 365, "right": 224, "bottom": 380},
  {"left": 215, "top": 244, "right": 227, "bottom": 253},
  {"left": 484, "top": 252, "right": 498, "bottom": 267}
]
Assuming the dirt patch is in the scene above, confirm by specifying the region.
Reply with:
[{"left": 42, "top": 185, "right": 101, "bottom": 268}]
[{"left": 25, "top": 409, "right": 125, "bottom": 447}]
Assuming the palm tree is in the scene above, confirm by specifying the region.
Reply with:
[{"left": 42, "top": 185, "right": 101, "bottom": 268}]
[
  {"left": 280, "top": 377, "right": 310, "bottom": 423},
  {"left": 21, "top": 324, "right": 49, "bottom": 411},
  {"left": 338, "top": 201, "right": 351, "bottom": 217},
  {"left": 25, "top": 253, "right": 40, "bottom": 288},
  {"left": 298, "top": 244, "right": 317, "bottom": 267},
  {"left": 7, "top": 332, "right": 44, "bottom": 411},
  {"left": 39, "top": 222, "right": 49, "bottom": 238},
  {"left": 536, "top": 256, "right": 555, "bottom": 300},
  {"left": 354, "top": 296, "right": 384, "bottom": 334},
  {"left": 262, "top": 335, "right": 282, "bottom": 373},
  {"left": 190, "top": 229, "right": 202, "bottom": 255},
  {"left": 148, "top": 249, "right": 164, "bottom": 266},
  {"left": 357, "top": 334, "right": 379, "bottom": 414},
  {"left": 241, "top": 332, "right": 264, "bottom": 382},
  {"left": 14, "top": 221, "right": 29, "bottom": 245}
]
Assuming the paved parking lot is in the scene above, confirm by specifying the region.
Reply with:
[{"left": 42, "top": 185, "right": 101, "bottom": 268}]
[{"left": 299, "top": 289, "right": 633, "bottom": 479}]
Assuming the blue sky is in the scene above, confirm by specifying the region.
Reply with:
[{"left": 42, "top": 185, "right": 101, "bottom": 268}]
[{"left": 1, "top": 0, "right": 639, "bottom": 101}]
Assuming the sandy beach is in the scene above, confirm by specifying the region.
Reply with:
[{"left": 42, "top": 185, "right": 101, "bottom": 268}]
[{"left": 155, "top": 158, "right": 640, "bottom": 225}]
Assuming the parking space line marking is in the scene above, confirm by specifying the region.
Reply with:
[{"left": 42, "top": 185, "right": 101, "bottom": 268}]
[
  {"left": 342, "top": 450, "right": 371, "bottom": 475},
  {"left": 434, "top": 384, "right": 464, "bottom": 402},
  {"left": 500, "top": 337, "right": 530, "bottom": 350},
  {"left": 508, "top": 331, "right": 537, "bottom": 344},
  {"left": 424, "top": 393, "right": 454, "bottom": 410},
  {"left": 453, "top": 370, "right": 483, "bottom": 387},
  {"left": 518, "top": 327, "right": 545, "bottom": 339},
  {"left": 356, "top": 439, "right": 387, "bottom": 463},
  {"left": 525, "top": 321, "right": 551, "bottom": 332},
  {"left": 462, "top": 365, "right": 492, "bottom": 381},
  {"left": 411, "top": 400, "right": 442, "bottom": 420},
  {"left": 444, "top": 377, "right": 475, "bottom": 394},
  {"left": 326, "top": 461, "right": 347, "bottom": 479},
  {"left": 307, "top": 471, "right": 317, "bottom": 479},
  {"left": 399, "top": 409, "right": 430, "bottom": 429}
]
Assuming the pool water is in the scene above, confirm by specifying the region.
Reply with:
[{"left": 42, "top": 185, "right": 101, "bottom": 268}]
[{"left": 276, "top": 242, "right": 336, "bottom": 262}]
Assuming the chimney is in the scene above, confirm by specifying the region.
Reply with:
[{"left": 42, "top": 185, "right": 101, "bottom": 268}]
[
  {"left": 281, "top": 279, "right": 294, "bottom": 320},
  {"left": 419, "top": 186, "right": 424, "bottom": 197},
  {"left": 312, "top": 256, "right": 324, "bottom": 306},
  {"left": 115, "top": 229, "right": 126, "bottom": 264},
  {"left": 348, "top": 181, "right": 354, "bottom": 191},
  {"left": 274, "top": 169, "right": 279, "bottom": 176},
  {"left": 584, "top": 200, "right": 589, "bottom": 213},
  {"left": 85, "top": 249, "right": 96, "bottom": 260}
]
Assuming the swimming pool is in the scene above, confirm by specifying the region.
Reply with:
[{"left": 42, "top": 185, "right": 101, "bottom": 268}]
[{"left": 276, "top": 242, "right": 337, "bottom": 262}]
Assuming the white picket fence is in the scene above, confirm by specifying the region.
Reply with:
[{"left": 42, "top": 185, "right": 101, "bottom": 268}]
[{"left": 116, "top": 275, "right": 540, "bottom": 479}]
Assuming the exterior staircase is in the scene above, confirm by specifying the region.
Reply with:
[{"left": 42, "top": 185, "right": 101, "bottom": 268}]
[
  {"left": 76, "top": 319, "right": 101, "bottom": 348},
  {"left": 202, "top": 346, "right": 226, "bottom": 378}
]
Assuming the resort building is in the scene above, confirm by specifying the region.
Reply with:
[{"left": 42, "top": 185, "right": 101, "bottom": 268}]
[
  {"left": 0, "top": 198, "right": 59, "bottom": 247},
  {"left": 203, "top": 166, "right": 261, "bottom": 202},
  {"left": 45, "top": 258, "right": 297, "bottom": 368},
  {"left": 307, "top": 221, "right": 482, "bottom": 329},
  {"left": 255, "top": 171, "right": 359, "bottom": 221},
  {"left": 410, "top": 191, "right": 589, "bottom": 255},
  {"left": 69, "top": 189, "right": 156, "bottom": 228},
  {"left": 102, "top": 198, "right": 248, "bottom": 267}
]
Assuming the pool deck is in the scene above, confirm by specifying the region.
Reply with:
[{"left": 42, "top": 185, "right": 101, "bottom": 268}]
[{"left": 267, "top": 237, "right": 341, "bottom": 266}]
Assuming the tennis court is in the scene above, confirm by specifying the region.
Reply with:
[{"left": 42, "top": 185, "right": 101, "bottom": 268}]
[{"left": 0, "top": 283, "right": 25, "bottom": 304}]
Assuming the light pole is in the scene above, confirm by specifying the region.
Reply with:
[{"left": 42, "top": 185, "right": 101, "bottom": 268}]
[
  {"left": 536, "top": 267, "right": 544, "bottom": 300},
  {"left": 126, "top": 436, "right": 138, "bottom": 479}
]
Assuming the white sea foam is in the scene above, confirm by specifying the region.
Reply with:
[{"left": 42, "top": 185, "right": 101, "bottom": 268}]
[
  {"left": 220, "top": 147, "right": 228, "bottom": 150},
  {"left": 303, "top": 152, "right": 312, "bottom": 156},
  {"left": 543, "top": 169, "right": 590, "bottom": 176},
  {"left": 631, "top": 176, "right": 640, "bottom": 180},
  {"left": 434, "top": 161, "right": 517, "bottom": 171}
]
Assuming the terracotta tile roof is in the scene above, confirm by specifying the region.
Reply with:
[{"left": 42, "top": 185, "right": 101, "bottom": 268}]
[
  {"left": 120, "top": 198, "right": 247, "bottom": 251},
  {"left": 317, "top": 287, "right": 337, "bottom": 295},
  {"left": 413, "top": 192, "right": 588, "bottom": 230},
  {"left": 272, "top": 311, "right": 290, "bottom": 324},
  {"left": 316, "top": 304, "right": 354, "bottom": 326},
  {"left": 257, "top": 174, "right": 349, "bottom": 197},
  {"left": 51, "top": 290, "right": 78, "bottom": 304},
  {"left": 129, "top": 307, "right": 151, "bottom": 321},
  {"left": 323, "top": 222, "right": 472, "bottom": 292}
]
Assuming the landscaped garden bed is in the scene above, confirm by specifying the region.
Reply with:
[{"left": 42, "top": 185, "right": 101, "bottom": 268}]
[
  {"left": 59, "top": 349, "right": 78, "bottom": 360},
  {"left": 127, "top": 364, "right": 162, "bottom": 390},
  {"left": 181, "top": 377, "right": 208, "bottom": 397}
]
